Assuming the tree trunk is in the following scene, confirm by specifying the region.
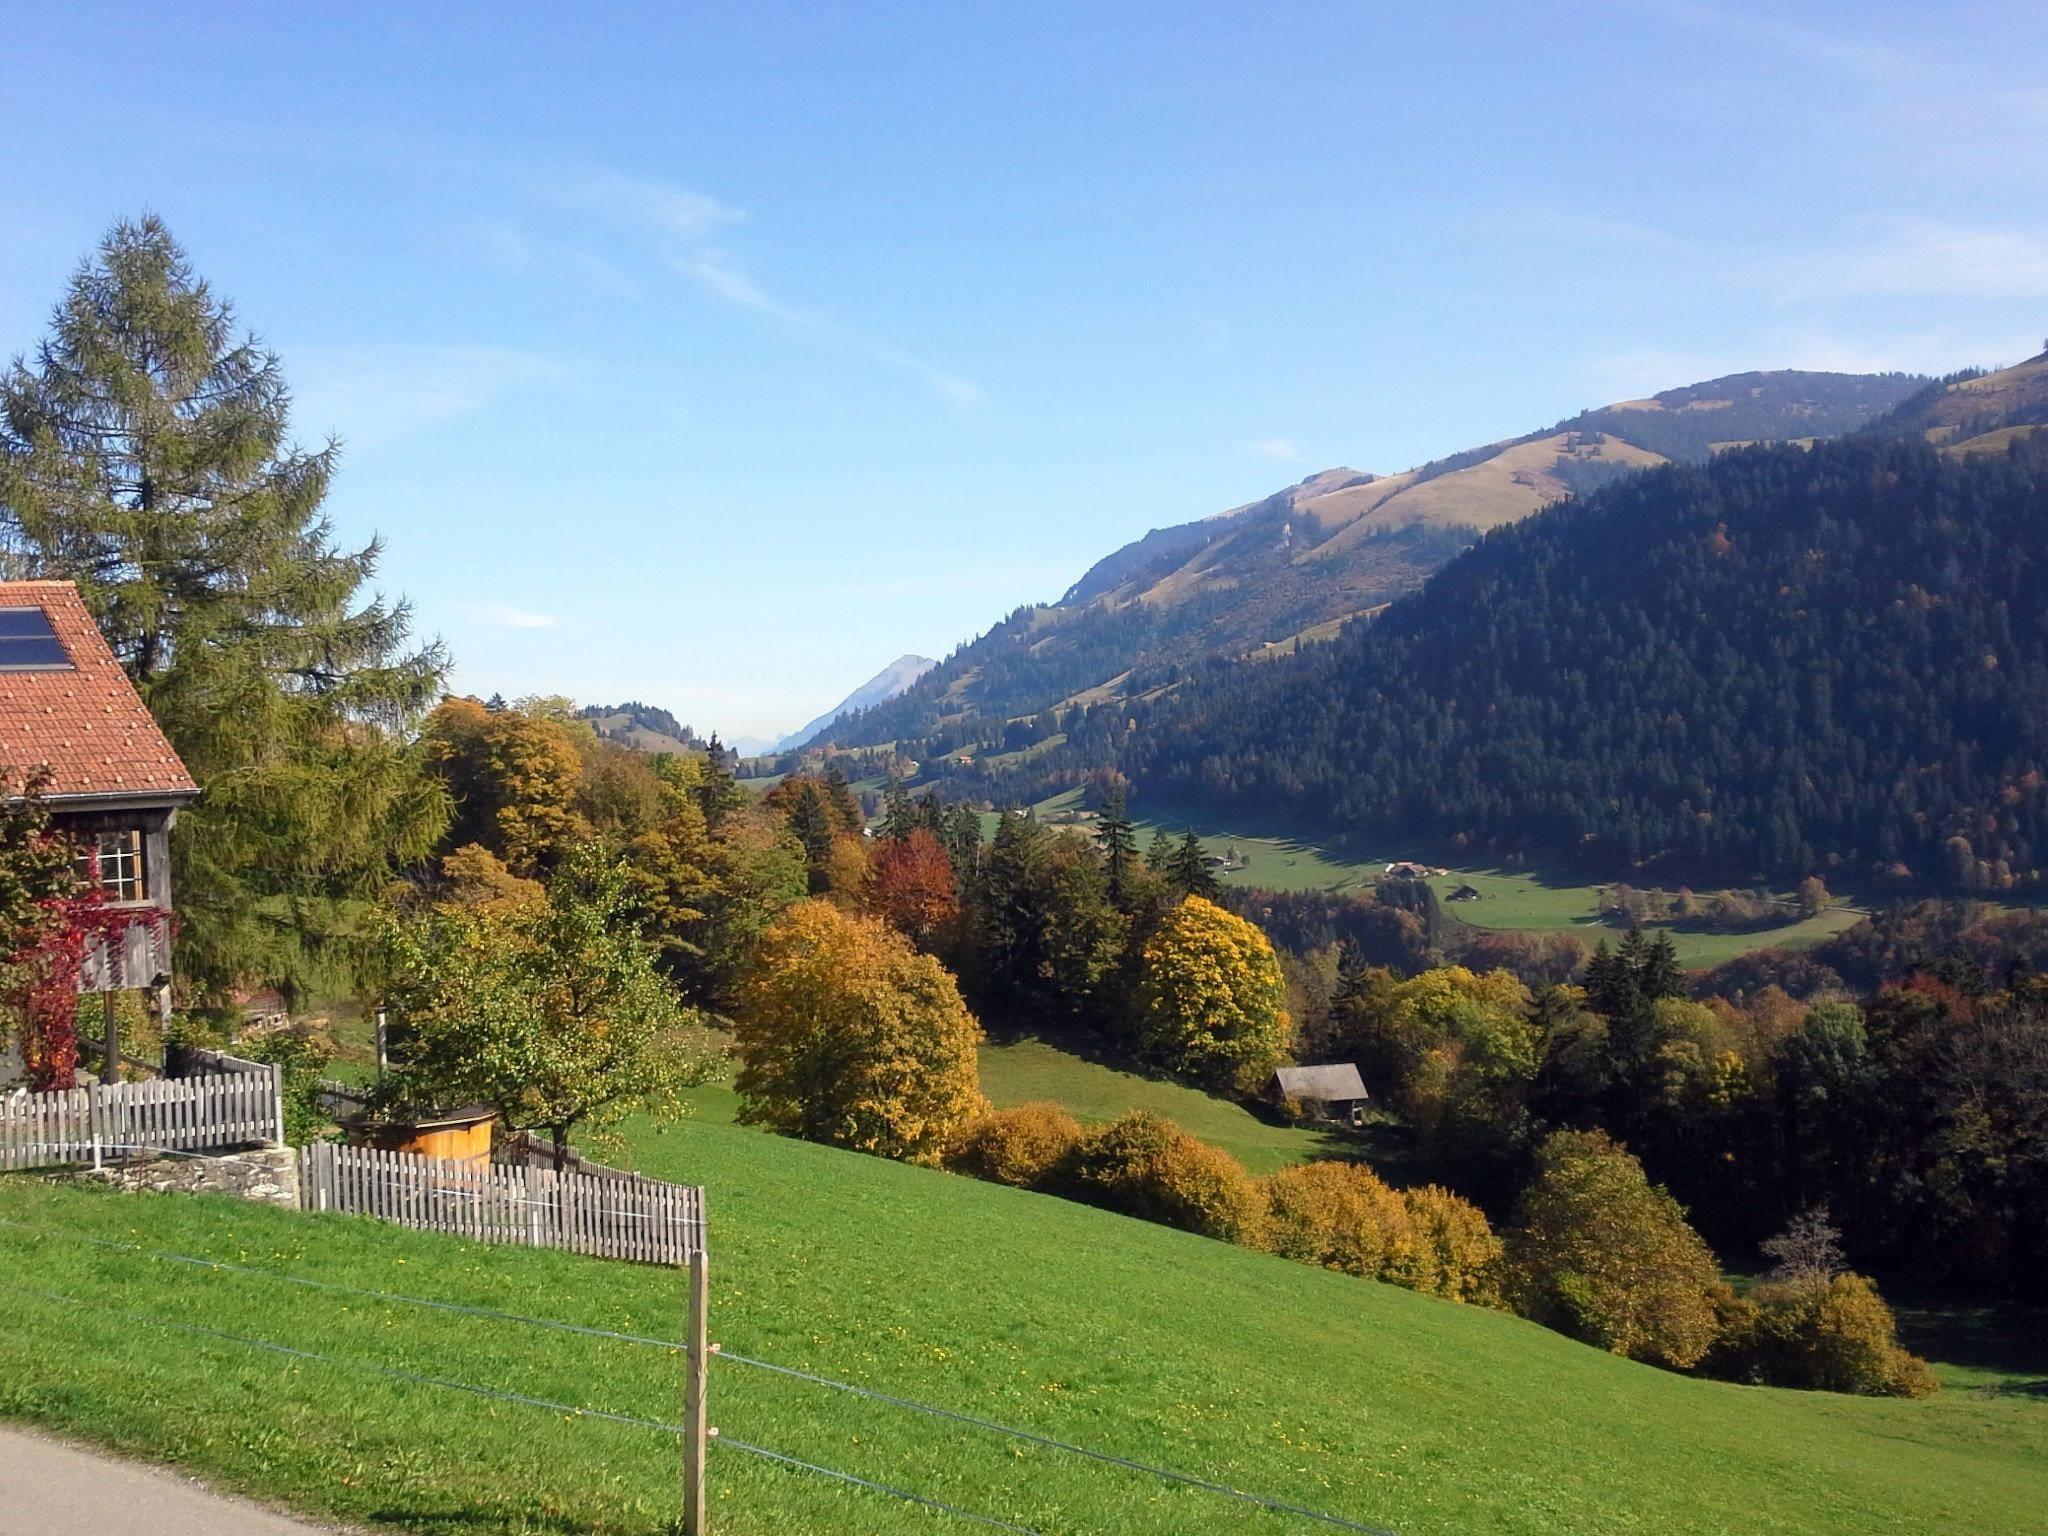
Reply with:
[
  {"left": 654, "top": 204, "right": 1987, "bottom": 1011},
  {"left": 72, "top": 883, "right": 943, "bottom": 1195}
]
[{"left": 551, "top": 1126, "right": 569, "bottom": 1172}]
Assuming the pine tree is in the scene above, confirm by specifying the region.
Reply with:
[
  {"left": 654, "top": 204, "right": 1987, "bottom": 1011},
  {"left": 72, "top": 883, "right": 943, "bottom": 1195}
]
[
  {"left": 0, "top": 216, "right": 449, "bottom": 1001},
  {"left": 1145, "top": 827, "right": 1174, "bottom": 873}
]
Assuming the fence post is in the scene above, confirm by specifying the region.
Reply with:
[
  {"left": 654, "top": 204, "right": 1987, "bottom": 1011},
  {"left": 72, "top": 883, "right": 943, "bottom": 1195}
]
[{"left": 683, "top": 1244, "right": 710, "bottom": 1536}]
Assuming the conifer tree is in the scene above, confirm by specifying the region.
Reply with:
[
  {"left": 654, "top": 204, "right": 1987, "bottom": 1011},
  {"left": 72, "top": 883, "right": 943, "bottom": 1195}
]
[
  {"left": 1168, "top": 828, "right": 1220, "bottom": 899},
  {"left": 0, "top": 216, "right": 449, "bottom": 1001},
  {"left": 1095, "top": 788, "right": 1137, "bottom": 907}
]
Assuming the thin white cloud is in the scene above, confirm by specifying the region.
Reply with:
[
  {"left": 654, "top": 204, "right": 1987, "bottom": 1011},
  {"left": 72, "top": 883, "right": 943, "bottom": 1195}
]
[
  {"left": 464, "top": 601, "right": 560, "bottom": 631},
  {"left": 288, "top": 344, "right": 568, "bottom": 448},
  {"left": 1773, "top": 219, "right": 2048, "bottom": 303},
  {"left": 1624, "top": 0, "right": 1902, "bottom": 78},
  {"left": 540, "top": 163, "right": 985, "bottom": 408},
  {"left": 1248, "top": 438, "right": 1302, "bottom": 462}
]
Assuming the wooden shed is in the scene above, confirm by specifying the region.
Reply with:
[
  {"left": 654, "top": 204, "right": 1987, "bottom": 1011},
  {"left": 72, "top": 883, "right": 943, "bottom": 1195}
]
[
  {"left": 1267, "top": 1063, "right": 1370, "bottom": 1125},
  {"left": 340, "top": 1104, "right": 497, "bottom": 1166}
]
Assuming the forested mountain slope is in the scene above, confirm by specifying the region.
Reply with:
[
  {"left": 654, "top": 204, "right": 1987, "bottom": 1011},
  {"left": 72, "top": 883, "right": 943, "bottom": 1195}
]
[
  {"left": 811, "top": 370, "right": 1922, "bottom": 756},
  {"left": 1130, "top": 433, "right": 2048, "bottom": 890}
]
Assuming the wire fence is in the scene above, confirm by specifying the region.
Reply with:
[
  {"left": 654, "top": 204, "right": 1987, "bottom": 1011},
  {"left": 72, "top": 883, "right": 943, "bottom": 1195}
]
[{"left": 0, "top": 1206, "right": 1398, "bottom": 1536}]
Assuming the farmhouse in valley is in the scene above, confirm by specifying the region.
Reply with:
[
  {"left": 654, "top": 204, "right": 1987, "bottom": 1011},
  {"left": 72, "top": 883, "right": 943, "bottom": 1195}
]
[
  {"left": 0, "top": 580, "right": 198, "bottom": 1049},
  {"left": 1267, "top": 1062, "right": 1370, "bottom": 1125}
]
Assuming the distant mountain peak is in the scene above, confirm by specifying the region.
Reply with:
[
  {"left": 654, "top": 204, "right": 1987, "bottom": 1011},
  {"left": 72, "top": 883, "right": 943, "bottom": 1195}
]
[{"left": 776, "top": 654, "right": 938, "bottom": 751}]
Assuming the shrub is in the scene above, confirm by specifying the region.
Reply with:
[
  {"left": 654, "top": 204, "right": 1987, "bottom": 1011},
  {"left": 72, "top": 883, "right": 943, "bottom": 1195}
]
[
  {"left": 1057, "top": 1111, "right": 1266, "bottom": 1243},
  {"left": 948, "top": 1102, "right": 1083, "bottom": 1188},
  {"left": 1508, "top": 1129, "right": 1723, "bottom": 1368},
  {"left": 1709, "top": 1273, "right": 1940, "bottom": 1398},
  {"left": 1397, "top": 1184, "right": 1505, "bottom": 1306},
  {"left": 1262, "top": 1161, "right": 1413, "bottom": 1278}
]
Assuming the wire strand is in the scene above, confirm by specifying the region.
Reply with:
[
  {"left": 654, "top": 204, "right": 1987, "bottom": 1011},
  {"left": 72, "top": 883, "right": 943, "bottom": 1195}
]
[
  {"left": 0, "top": 1276, "right": 1043, "bottom": 1536},
  {"left": 0, "top": 1213, "right": 1397, "bottom": 1534},
  {"left": 714, "top": 1349, "right": 1398, "bottom": 1536}
]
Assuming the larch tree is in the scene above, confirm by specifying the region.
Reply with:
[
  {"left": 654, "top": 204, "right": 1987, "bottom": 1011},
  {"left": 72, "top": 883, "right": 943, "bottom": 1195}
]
[{"left": 0, "top": 216, "right": 449, "bottom": 1002}]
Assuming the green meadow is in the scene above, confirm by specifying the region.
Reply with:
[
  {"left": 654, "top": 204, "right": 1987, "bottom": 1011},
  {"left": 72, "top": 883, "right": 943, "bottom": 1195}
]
[{"left": 3, "top": 1088, "right": 2043, "bottom": 1536}]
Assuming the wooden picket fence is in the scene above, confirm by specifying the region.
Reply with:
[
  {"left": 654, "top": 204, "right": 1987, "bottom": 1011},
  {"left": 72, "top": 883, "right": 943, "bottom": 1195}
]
[
  {"left": 298, "top": 1140, "right": 704, "bottom": 1267},
  {"left": 0, "top": 1067, "right": 285, "bottom": 1172}
]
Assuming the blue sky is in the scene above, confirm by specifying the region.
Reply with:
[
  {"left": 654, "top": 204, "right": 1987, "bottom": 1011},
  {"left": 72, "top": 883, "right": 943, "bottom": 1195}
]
[{"left": 4, "top": 1, "right": 2045, "bottom": 740}]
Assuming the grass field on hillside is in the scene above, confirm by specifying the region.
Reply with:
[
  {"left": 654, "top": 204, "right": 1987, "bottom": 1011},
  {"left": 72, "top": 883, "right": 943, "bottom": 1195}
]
[
  {"left": 979, "top": 1038, "right": 1350, "bottom": 1174},
  {"left": 3, "top": 1110, "right": 2043, "bottom": 1536},
  {"left": 1114, "top": 800, "right": 1866, "bottom": 968}
]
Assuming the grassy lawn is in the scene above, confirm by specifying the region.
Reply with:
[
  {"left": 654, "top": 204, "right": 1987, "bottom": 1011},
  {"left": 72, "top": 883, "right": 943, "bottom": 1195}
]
[
  {"left": 978, "top": 1037, "right": 1349, "bottom": 1174},
  {"left": 5, "top": 1109, "right": 2044, "bottom": 1536}
]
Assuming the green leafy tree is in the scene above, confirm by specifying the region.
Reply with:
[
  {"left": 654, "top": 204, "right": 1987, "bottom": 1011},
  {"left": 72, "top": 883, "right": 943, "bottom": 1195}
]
[
  {"left": 377, "top": 844, "right": 716, "bottom": 1169},
  {"left": 0, "top": 216, "right": 449, "bottom": 1002}
]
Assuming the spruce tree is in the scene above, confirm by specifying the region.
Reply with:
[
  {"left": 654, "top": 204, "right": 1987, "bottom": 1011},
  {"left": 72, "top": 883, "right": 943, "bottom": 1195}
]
[
  {"left": 0, "top": 216, "right": 449, "bottom": 1001},
  {"left": 881, "top": 780, "right": 917, "bottom": 841},
  {"left": 1169, "top": 828, "right": 1220, "bottom": 899},
  {"left": 1095, "top": 788, "right": 1137, "bottom": 907}
]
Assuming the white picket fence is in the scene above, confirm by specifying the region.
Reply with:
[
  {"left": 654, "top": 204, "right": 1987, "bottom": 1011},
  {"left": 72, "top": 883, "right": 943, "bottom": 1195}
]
[
  {"left": 299, "top": 1141, "right": 704, "bottom": 1267},
  {"left": 0, "top": 1066, "right": 285, "bottom": 1172}
]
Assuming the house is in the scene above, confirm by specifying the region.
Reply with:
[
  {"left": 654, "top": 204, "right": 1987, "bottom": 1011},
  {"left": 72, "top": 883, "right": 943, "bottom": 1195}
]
[
  {"left": 1383, "top": 860, "right": 1444, "bottom": 880},
  {"left": 1267, "top": 1062, "right": 1370, "bottom": 1125},
  {"left": 0, "top": 580, "right": 199, "bottom": 1052}
]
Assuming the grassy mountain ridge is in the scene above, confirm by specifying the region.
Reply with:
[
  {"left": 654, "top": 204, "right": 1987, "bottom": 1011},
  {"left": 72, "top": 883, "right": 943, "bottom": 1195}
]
[
  {"left": 1867, "top": 348, "right": 2048, "bottom": 454},
  {"left": 817, "top": 370, "right": 1924, "bottom": 756}
]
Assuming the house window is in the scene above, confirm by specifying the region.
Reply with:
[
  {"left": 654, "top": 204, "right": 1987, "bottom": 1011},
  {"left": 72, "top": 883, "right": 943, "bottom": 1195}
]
[{"left": 77, "top": 829, "right": 146, "bottom": 903}]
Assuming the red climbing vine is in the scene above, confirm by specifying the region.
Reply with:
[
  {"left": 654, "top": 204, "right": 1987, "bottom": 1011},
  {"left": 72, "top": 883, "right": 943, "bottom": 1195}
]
[{"left": 14, "top": 845, "right": 168, "bottom": 1092}]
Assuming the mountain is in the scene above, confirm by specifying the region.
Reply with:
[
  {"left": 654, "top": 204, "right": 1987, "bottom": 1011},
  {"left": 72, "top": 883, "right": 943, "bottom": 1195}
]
[
  {"left": 815, "top": 370, "right": 1925, "bottom": 756},
  {"left": 779, "top": 654, "right": 936, "bottom": 751},
  {"left": 579, "top": 701, "right": 699, "bottom": 756},
  {"left": 1128, "top": 429, "right": 2048, "bottom": 889}
]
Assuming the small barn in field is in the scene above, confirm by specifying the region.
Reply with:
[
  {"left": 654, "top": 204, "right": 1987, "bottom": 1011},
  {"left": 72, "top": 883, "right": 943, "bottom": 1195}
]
[{"left": 1267, "top": 1063, "right": 1370, "bottom": 1125}]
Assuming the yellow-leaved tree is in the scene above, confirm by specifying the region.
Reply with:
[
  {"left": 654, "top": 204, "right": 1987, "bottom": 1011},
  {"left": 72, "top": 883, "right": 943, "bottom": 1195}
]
[
  {"left": 1134, "top": 895, "right": 1292, "bottom": 1090},
  {"left": 733, "top": 899, "right": 986, "bottom": 1164}
]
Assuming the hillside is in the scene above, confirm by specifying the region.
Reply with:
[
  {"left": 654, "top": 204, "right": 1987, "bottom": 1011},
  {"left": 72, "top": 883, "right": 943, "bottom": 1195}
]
[
  {"left": 817, "top": 371, "right": 1923, "bottom": 758},
  {"left": 778, "top": 653, "right": 935, "bottom": 751},
  {"left": 1867, "top": 348, "right": 2048, "bottom": 455},
  {"left": 580, "top": 700, "right": 700, "bottom": 756},
  {"left": 3, "top": 1101, "right": 2043, "bottom": 1536},
  {"left": 1130, "top": 432, "right": 2048, "bottom": 888}
]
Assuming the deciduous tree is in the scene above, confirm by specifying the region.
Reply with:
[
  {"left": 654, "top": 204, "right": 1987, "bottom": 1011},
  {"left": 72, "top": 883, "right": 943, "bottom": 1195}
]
[
  {"left": 377, "top": 845, "right": 715, "bottom": 1169},
  {"left": 732, "top": 900, "right": 986, "bottom": 1163},
  {"left": 1134, "top": 895, "right": 1291, "bottom": 1089}
]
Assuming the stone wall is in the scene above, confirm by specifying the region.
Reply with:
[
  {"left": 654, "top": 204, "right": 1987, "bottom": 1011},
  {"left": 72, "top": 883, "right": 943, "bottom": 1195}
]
[{"left": 64, "top": 1145, "right": 299, "bottom": 1209}]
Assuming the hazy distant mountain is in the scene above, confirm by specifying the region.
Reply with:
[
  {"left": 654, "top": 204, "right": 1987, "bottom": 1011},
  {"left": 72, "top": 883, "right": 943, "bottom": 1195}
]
[
  {"left": 779, "top": 655, "right": 937, "bottom": 751},
  {"left": 823, "top": 369, "right": 1927, "bottom": 753},
  {"left": 726, "top": 735, "right": 779, "bottom": 758}
]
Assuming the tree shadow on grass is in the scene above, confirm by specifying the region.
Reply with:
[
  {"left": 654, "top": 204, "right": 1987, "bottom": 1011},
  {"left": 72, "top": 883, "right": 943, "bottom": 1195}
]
[{"left": 1891, "top": 1296, "right": 2048, "bottom": 1396}]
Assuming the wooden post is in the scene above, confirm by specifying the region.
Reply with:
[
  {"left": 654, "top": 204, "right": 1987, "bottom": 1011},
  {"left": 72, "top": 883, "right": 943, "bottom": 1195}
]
[
  {"left": 101, "top": 990, "right": 119, "bottom": 1086},
  {"left": 683, "top": 1245, "right": 709, "bottom": 1535}
]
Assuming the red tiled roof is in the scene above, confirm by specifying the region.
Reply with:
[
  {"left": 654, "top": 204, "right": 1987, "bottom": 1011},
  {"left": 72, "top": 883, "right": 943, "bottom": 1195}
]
[{"left": 0, "top": 580, "right": 198, "bottom": 801}]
